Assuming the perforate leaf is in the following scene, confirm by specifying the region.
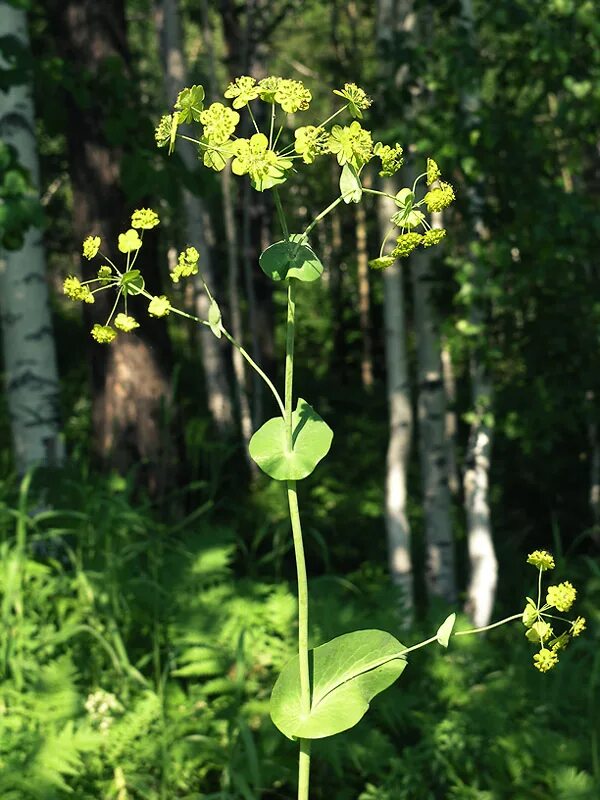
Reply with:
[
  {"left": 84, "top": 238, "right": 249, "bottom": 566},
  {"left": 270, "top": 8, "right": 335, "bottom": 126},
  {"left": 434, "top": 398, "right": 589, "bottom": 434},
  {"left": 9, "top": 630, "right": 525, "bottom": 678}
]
[
  {"left": 208, "top": 300, "right": 222, "bottom": 338},
  {"left": 120, "top": 269, "right": 145, "bottom": 296},
  {"left": 259, "top": 235, "right": 323, "bottom": 282},
  {"left": 270, "top": 629, "right": 407, "bottom": 740},
  {"left": 248, "top": 398, "right": 333, "bottom": 481}
]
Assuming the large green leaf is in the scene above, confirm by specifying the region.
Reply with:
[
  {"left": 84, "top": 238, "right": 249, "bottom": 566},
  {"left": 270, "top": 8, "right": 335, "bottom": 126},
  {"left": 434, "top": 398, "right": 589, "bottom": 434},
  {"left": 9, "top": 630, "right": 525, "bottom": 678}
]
[
  {"left": 259, "top": 235, "right": 323, "bottom": 282},
  {"left": 270, "top": 629, "right": 407, "bottom": 740},
  {"left": 248, "top": 398, "right": 333, "bottom": 481}
]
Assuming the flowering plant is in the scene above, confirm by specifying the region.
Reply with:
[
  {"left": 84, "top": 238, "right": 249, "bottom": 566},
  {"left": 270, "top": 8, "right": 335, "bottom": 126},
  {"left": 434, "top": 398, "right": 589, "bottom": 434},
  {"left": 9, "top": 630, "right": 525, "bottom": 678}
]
[{"left": 64, "top": 76, "right": 583, "bottom": 800}]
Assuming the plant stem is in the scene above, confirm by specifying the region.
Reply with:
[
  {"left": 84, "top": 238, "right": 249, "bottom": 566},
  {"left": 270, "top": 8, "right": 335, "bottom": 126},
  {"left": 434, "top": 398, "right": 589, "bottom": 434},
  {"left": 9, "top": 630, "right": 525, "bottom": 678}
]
[
  {"left": 453, "top": 612, "right": 523, "bottom": 636},
  {"left": 273, "top": 188, "right": 289, "bottom": 241},
  {"left": 283, "top": 275, "right": 311, "bottom": 799}
]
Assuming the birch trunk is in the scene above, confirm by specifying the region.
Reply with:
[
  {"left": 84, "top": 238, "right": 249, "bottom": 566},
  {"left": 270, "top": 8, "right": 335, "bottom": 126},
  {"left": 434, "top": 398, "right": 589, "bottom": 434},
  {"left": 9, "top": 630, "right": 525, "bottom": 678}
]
[
  {"left": 463, "top": 365, "right": 497, "bottom": 627},
  {"left": 460, "top": 0, "right": 498, "bottom": 625},
  {"left": 377, "top": 0, "right": 414, "bottom": 611},
  {"left": 155, "top": 0, "right": 234, "bottom": 432},
  {"left": 355, "top": 196, "right": 374, "bottom": 389},
  {"left": 378, "top": 182, "right": 414, "bottom": 611},
  {"left": 0, "top": 3, "right": 64, "bottom": 473},
  {"left": 411, "top": 211, "right": 456, "bottom": 604},
  {"left": 441, "top": 340, "right": 460, "bottom": 495}
]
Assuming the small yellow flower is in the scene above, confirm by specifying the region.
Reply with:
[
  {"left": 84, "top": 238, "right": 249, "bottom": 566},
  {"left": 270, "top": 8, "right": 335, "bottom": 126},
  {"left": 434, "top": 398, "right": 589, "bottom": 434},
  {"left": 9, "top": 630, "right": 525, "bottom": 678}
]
[
  {"left": 274, "top": 78, "right": 311, "bottom": 113},
  {"left": 63, "top": 276, "right": 94, "bottom": 303},
  {"left": 525, "top": 620, "right": 553, "bottom": 643},
  {"left": 91, "top": 324, "right": 117, "bottom": 344},
  {"left": 148, "top": 295, "right": 171, "bottom": 317},
  {"left": 114, "top": 313, "right": 139, "bottom": 332},
  {"left": 570, "top": 616, "right": 586, "bottom": 637},
  {"left": 257, "top": 76, "right": 282, "bottom": 103},
  {"left": 424, "top": 182, "right": 455, "bottom": 212},
  {"left": 373, "top": 142, "right": 404, "bottom": 177},
  {"left": 131, "top": 209, "right": 160, "bottom": 230},
  {"left": 97, "top": 265, "right": 113, "bottom": 283},
  {"left": 224, "top": 76, "right": 259, "bottom": 109},
  {"left": 332, "top": 83, "right": 372, "bottom": 118},
  {"left": 328, "top": 121, "right": 373, "bottom": 171},
  {"left": 200, "top": 103, "right": 240, "bottom": 144},
  {"left": 172, "top": 247, "right": 199, "bottom": 283},
  {"left": 118, "top": 229, "right": 143, "bottom": 254},
  {"left": 426, "top": 158, "right": 441, "bottom": 185},
  {"left": 294, "top": 126, "right": 328, "bottom": 164},
  {"left": 422, "top": 229, "right": 447, "bottom": 247},
  {"left": 83, "top": 236, "right": 101, "bottom": 259},
  {"left": 368, "top": 255, "right": 396, "bottom": 270},
  {"left": 533, "top": 648, "right": 559, "bottom": 672},
  {"left": 546, "top": 581, "right": 577, "bottom": 612},
  {"left": 527, "top": 550, "right": 555, "bottom": 571},
  {"left": 392, "top": 232, "right": 423, "bottom": 258}
]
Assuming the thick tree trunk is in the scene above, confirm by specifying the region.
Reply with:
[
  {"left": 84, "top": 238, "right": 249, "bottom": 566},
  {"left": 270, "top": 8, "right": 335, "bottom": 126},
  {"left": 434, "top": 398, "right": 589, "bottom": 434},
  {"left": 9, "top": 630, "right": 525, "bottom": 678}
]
[
  {"left": 411, "top": 211, "right": 456, "bottom": 604},
  {"left": 47, "top": 0, "right": 175, "bottom": 491},
  {"left": 0, "top": 3, "right": 64, "bottom": 473},
  {"left": 155, "top": 0, "right": 234, "bottom": 432},
  {"left": 463, "top": 365, "right": 497, "bottom": 627},
  {"left": 378, "top": 182, "right": 413, "bottom": 611}
]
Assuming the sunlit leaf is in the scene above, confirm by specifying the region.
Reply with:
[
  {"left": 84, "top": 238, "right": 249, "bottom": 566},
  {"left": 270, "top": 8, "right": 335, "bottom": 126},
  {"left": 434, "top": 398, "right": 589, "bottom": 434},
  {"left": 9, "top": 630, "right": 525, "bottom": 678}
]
[{"left": 270, "top": 629, "right": 407, "bottom": 739}]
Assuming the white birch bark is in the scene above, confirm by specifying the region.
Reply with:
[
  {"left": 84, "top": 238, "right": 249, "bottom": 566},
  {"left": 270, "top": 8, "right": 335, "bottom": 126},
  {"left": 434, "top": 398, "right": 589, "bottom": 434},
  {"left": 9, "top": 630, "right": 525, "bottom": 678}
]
[
  {"left": 410, "top": 211, "right": 456, "bottom": 603},
  {"left": 154, "top": 0, "right": 234, "bottom": 432},
  {"left": 378, "top": 183, "right": 414, "bottom": 612},
  {"left": 377, "top": 0, "right": 414, "bottom": 612},
  {"left": 460, "top": 0, "right": 498, "bottom": 625},
  {"left": 463, "top": 366, "right": 497, "bottom": 627},
  {"left": 0, "top": 3, "right": 64, "bottom": 473}
]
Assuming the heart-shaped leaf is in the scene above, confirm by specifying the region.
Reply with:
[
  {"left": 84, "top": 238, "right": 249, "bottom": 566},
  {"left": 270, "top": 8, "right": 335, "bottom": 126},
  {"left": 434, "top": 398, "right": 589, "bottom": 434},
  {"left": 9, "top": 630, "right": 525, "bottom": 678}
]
[
  {"left": 436, "top": 613, "right": 456, "bottom": 648},
  {"left": 120, "top": 269, "right": 145, "bottom": 296},
  {"left": 259, "top": 235, "right": 324, "bottom": 283},
  {"left": 270, "top": 629, "right": 407, "bottom": 740},
  {"left": 339, "top": 163, "right": 362, "bottom": 203},
  {"left": 249, "top": 398, "right": 333, "bottom": 481}
]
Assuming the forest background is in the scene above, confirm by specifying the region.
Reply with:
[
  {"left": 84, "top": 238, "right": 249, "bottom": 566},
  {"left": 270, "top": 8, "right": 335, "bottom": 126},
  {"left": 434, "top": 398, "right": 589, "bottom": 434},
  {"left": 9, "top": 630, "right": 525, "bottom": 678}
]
[{"left": 1, "top": 0, "right": 599, "bottom": 798}]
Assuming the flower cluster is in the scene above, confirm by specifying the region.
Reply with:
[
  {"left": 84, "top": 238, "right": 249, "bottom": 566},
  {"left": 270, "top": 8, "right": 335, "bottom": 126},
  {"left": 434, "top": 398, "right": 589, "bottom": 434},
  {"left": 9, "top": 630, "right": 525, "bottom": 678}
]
[
  {"left": 328, "top": 121, "right": 373, "bottom": 171},
  {"left": 294, "top": 126, "right": 329, "bottom": 164},
  {"left": 368, "top": 159, "right": 454, "bottom": 269},
  {"left": 63, "top": 210, "right": 181, "bottom": 343},
  {"left": 231, "top": 133, "right": 292, "bottom": 191},
  {"left": 171, "top": 246, "right": 199, "bottom": 283},
  {"left": 332, "top": 82, "right": 372, "bottom": 118},
  {"left": 424, "top": 181, "right": 455, "bottom": 212},
  {"left": 374, "top": 142, "right": 404, "bottom": 177},
  {"left": 522, "top": 550, "right": 585, "bottom": 672},
  {"left": 85, "top": 689, "right": 122, "bottom": 733}
]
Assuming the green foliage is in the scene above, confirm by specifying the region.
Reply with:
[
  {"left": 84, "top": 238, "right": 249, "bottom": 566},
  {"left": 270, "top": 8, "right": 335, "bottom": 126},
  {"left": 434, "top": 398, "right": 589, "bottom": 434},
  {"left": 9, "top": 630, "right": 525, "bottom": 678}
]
[
  {"left": 249, "top": 398, "right": 333, "bottom": 481},
  {"left": 259, "top": 236, "right": 324, "bottom": 283},
  {"left": 271, "top": 629, "right": 407, "bottom": 739}
]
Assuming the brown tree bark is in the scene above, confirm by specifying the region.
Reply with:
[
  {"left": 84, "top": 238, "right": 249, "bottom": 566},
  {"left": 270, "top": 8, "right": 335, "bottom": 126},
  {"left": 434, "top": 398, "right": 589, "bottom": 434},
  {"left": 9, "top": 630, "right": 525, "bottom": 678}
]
[{"left": 47, "top": 0, "right": 175, "bottom": 491}]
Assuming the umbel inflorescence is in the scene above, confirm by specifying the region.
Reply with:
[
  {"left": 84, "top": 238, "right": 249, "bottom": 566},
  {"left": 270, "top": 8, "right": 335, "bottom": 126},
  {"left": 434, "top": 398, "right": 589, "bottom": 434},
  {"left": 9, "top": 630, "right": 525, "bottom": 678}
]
[
  {"left": 63, "top": 76, "right": 455, "bottom": 342},
  {"left": 522, "top": 550, "right": 585, "bottom": 672}
]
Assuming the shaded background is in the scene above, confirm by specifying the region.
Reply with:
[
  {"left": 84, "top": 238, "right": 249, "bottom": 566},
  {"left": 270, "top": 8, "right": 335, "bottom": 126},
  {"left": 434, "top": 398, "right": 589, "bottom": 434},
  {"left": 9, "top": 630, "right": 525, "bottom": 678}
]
[{"left": 0, "top": 0, "right": 599, "bottom": 798}]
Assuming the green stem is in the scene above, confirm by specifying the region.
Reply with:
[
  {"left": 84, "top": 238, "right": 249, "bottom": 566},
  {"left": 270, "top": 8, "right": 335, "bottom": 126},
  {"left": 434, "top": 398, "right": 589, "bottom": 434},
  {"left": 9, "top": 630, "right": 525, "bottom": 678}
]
[
  {"left": 453, "top": 612, "right": 523, "bottom": 637},
  {"left": 273, "top": 188, "right": 290, "bottom": 241},
  {"left": 283, "top": 276, "right": 311, "bottom": 800},
  {"left": 222, "top": 328, "right": 285, "bottom": 417},
  {"left": 284, "top": 281, "right": 296, "bottom": 447},
  {"left": 164, "top": 301, "right": 286, "bottom": 416}
]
